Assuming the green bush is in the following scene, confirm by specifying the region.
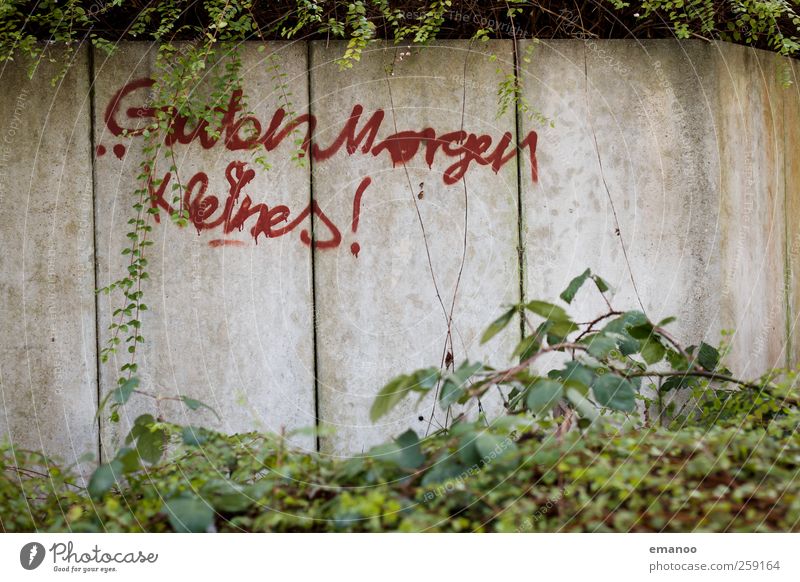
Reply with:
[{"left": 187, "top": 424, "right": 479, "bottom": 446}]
[
  {"left": 1, "top": 408, "right": 798, "bottom": 532},
  {"left": 3, "top": 269, "right": 799, "bottom": 533}
]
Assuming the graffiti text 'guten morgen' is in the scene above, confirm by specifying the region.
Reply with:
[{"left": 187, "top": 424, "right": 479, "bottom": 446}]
[{"left": 102, "top": 78, "right": 539, "bottom": 252}]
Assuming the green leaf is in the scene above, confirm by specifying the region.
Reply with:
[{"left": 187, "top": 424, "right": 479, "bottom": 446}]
[
  {"left": 525, "top": 300, "right": 571, "bottom": 322},
  {"left": 697, "top": 342, "right": 719, "bottom": 371},
  {"left": 112, "top": 377, "right": 139, "bottom": 405},
  {"left": 87, "top": 460, "right": 123, "bottom": 499},
  {"left": 394, "top": 429, "right": 425, "bottom": 469},
  {"left": 421, "top": 458, "right": 467, "bottom": 487},
  {"left": 182, "top": 426, "right": 209, "bottom": 446},
  {"left": 162, "top": 496, "right": 215, "bottom": 533},
  {"left": 603, "top": 314, "right": 647, "bottom": 356},
  {"left": 201, "top": 479, "right": 254, "bottom": 513},
  {"left": 584, "top": 334, "right": 618, "bottom": 359},
  {"left": 640, "top": 338, "right": 666, "bottom": 365},
  {"left": 628, "top": 322, "right": 655, "bottom": 340},
  {"left": 440, "top": 361, "right": 482, "bottom": 408},
  {"left": 126, "top": 414, "right": 165, "bottom": 465},
  {"left": 475, "top": 433, "right": 515, "bottom": 461},
  {"left": 592, "top": 375, "right": 636, "bottom": 411},
  {"left": 560, "top": 269, "right": 590, "bottom": 304},
  {"left": 179, "top": 395, "right": 221, "bottom": 421},
  {"left": 371, "top": 377, "right": 408, "bottom": 422},
  {"left": 512, "top": 334, "right": 541, "bottom": 361},
  {"left": 666, "top": 348, "right": 690, "bottom": 370},
  {"left": 554, "top": 361, "right": 594, "bottom": 389},
  {"left": 371, "top": 368, "right": 439, "bottom": 422},
  {"left": 565, "top": 387, "right": 598, "bottom": 421},
  {"left": 604, "top": 311, "right": 648, "bottom": 333},
  {"left": 661, "top": 374, "right": 696, "bottom": 391},
  {"left": 114, "top": 447, "right": 141, "bottom": 473},
  {"left": 526, "top": 380, "right": 563, "bottom": 415},
  {"left": 481, "top": 307, "right": 515, "bottom": 344},
  {"left": 547, "top": 319, "right": 579, "bottom": 342},
  {"left": 412, "top": 367, "right": 441, "bottom": 391},
  {"left": 591, "top": 274, "right": 610, "bottom": 293}
]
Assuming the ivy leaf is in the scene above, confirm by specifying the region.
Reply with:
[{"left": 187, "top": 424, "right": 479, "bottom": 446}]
[
  {"left": 112, "top": 377, "right": 139, "bottom": 405},
  {"left": 605, "top": 311, "right": 648, "bottom": 333},
  {"left": 560, "top": 269, "right": 591, "bottom": 304},
  {"left": 162, "top": 496, "right": 215, "bottom": 533},
  {"left": 547, "top": 319, "right": 579, "bottom": 342},
  {"left": 661, "top": 375, "right": 695, "bottom": 392},
  {"left": 421, "top": 458, "right": 467, "bottom": 487},
  {"left": 526, "top": 380, "right": 563, "bottom": 415},
  {"left": 554, "top": 361, "right": 594, "bottom": 389},
  {"left": 441, "top": 361, "right": 482, "bottom": 408},
  {"left": 591, "top": 274, "right": 610, "bottom": 293},
  {"left": 368, "top": 430, "right": 425, "bottom": 470},
  {"left": 114, "top": 447, "right": 141, "bottom": 473},
  {"left": 565, "top": 387, "right": 599, "bottom": 421},
  {"left": 592, "top": 375, "right": 636, "bottom": 411},
  {"left": 525, "top": 300, "right": 571, "bottom": 322},
  {"left": 481, "top": 307, "right": 516, "bottom": 344},
  {"left": 628, "top": 322, "right": 655, "bottom": 340},
  {"left": 584, "top": 334, "right": 618, "bottom": 359},
  {"left": 475, "top": 433, "right": 515, "bottom": 461},
  {"left": 125, "top": 414, "right": 165, "bottom": 465},
  {"left": 201, "top": 479, "right": 254, "bottom": 513},
  {"left": 179, "top": 395, "right": 221, "bottom": 421},
  {"left": 666, "top": 348, "right": 690, "bottom": 370},
  {"left": 697, "top": 342, "right": 720, "bottom": 371},
  {"left": 182, "top": 426, "right": 209, "bottom": 446},
  {"left": 87, "top": 460, "right": 123, "bottom": 499},
  {"left": 560, "top": 270, "right": 610, "bottom": 303},
  {"left": 371, "top": 376, "right": 413, "bottom": 422},
  {"left": 640, "top": 338, "right": 666, "bottom": 365},
  {"left": 512, "top": 334, "right": 541, "bottom": 361},
  {"left": 370, "top": 368, "right": 439, "bottom": 422},
  {"left": 394, "top": 429, "right": 425, "bottom": 469}
]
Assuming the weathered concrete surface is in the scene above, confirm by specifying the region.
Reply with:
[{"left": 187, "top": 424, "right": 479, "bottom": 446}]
[
  {"left": 93, "top": 43, "right": 316, "bottom": 455},
  {"left": 0, "top": 48, "right": 97, "bottom": 476},
  {"left": 310, "top": 41, "right": 521, "bottom": 455},
  {"left": 713, "top": 43, "right": 788, "bottom": 377},
  {"left": 520, "top": 39, "right": 791, "bottom": 381},
  {"left": 785, "top": 57, "right": 800, "bottom": 368}
]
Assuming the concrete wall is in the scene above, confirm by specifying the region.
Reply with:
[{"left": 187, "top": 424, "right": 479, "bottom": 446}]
[
  {"left": 0, "top": 49, "right": 97, "bottom": 482},
  {"left": 1, "top": 40, "right": 798, "bottom": 462},
  {"left": 92, "top": 43, "right": 317, "bottom": 456}
]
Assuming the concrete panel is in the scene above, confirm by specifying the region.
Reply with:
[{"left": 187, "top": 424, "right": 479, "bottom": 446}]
[
  {"left": 786, "top": 58, "right": 800, "bottom": 368},
  {"left": 0, "top": 48, "right": 97, "bottom": 476},
  {"left": 713, "top": 44, "right": 788, "bottom": 377},
  {"left": 93, "top": 42, "right": 316, "bottom": 456},
  {"left": 310, "top": 41, "right": 522, "bottom": 455},
  {"left": 520, "top": 40, "right": 723, "bottom": 358}
]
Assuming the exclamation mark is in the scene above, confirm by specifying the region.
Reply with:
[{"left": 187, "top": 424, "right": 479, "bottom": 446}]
[{"left": 350, "top": 176, "right": 371, "bottom": 257}]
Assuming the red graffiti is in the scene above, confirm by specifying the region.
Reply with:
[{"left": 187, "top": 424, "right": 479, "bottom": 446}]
[
  {"left": 147, "top": 160, "right": 343, "bottom": 249},
  {"left": 105, "top": 78, "right": 540, "bottom": 255},
  {"left": 349, "top": 177, "right": 371, "bottom": 257},
  {"left": 104, "top": 78, "right": 538, "bottom": 186}
]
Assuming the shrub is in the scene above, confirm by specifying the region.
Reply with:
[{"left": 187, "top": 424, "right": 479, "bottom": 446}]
[{"left": 1, "top": 410, "right": 798, "bottom": 532}]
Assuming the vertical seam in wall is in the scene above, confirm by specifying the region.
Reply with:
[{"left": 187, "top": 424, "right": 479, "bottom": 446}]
[
  {"left": 783, "top": 67, "right": 793, "bottom": 369},
  {"left": 87, "top": 45, "right": 102, "bottom": 463},
  {"left": 306, "top": 41, "right": 321, "bottom": 452},
  {"left": 513, "top": 39, "right": 525, "bottom": 343}
]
